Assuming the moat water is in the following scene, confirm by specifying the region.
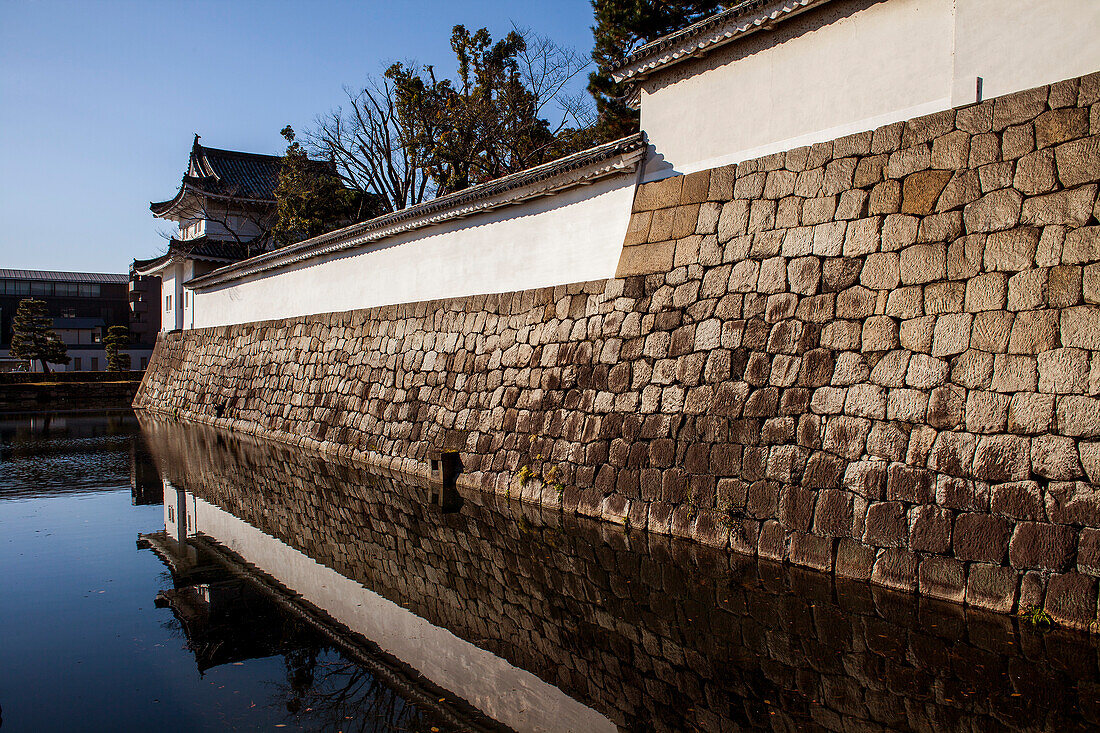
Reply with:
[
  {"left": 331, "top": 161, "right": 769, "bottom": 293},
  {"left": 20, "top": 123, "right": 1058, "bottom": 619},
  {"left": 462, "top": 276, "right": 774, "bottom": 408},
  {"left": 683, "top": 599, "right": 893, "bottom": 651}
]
[{"left": 2, "top": 411, "right": 1100, "bottom": 732}]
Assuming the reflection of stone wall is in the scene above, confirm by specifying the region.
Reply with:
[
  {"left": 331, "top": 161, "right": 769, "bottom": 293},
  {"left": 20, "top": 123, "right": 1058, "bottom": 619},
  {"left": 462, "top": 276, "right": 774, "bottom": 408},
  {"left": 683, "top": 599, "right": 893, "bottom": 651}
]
[
  {"left": 141, "top": 415, "right": 1100, "bottom": 732},
  {"left": 137, "top": 73, "right": 1100, "bottom": 627}
]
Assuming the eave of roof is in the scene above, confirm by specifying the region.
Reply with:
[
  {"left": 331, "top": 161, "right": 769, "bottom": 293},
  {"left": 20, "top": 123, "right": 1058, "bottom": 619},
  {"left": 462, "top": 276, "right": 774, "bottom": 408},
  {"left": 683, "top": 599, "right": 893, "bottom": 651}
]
[
  {"left": 150, "top": 180, "right": 275, "bottom": 219},
  {"left": 186, "top": 133, "right": 647, "bottom": 290},
  {"left": 611, "top": 0, "right": 834, "bottom": 83}
]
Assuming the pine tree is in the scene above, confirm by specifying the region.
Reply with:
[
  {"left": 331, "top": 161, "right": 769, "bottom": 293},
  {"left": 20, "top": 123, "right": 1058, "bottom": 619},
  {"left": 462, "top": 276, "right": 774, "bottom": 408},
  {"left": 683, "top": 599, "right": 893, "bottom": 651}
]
[
  {"left": 103, "top": 325, "right": 131, "bottom": 371},
  {"left": 9, "top": 299, "right": 70, "bottom": 373},
  {"left": 588, "top": 1, "right": 726, "bottom": 140}
]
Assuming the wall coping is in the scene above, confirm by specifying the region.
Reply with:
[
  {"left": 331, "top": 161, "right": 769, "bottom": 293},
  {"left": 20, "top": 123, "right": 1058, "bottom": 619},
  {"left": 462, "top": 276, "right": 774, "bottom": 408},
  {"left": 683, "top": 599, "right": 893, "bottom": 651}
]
[{"left": 186, "top": 134, "right": 646, "bottom": 291}]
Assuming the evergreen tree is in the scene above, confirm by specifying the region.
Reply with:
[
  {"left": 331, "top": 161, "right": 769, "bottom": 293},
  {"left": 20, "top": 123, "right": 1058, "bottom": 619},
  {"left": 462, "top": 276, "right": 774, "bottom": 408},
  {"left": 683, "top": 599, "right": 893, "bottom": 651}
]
[
  {"left": 273, "top": 126, "right": 378, "bottom": 246},
  {"left": 9, "top": 299, "right": 70, "bottom": 373},
  {"left": 588, "top": 0, "right": 726, "bottom": 140},
  {"left": 103, "top": 325, "right": 131, "bottom": 371}
]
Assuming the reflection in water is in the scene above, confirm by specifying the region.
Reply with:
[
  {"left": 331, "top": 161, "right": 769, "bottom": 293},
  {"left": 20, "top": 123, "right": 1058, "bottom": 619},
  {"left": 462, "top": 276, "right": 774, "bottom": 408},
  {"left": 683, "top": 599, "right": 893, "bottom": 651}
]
[
  {"left": 0, "top": 411, "right": 157, "bottom": 503},
  {"left": 137, "top": 413, "right": 1100, "bottom": 732}
]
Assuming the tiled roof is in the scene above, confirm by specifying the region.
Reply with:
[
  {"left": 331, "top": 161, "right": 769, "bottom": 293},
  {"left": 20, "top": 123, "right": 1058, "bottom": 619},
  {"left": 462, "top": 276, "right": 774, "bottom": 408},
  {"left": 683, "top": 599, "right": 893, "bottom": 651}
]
[
  {"left": 131, "top": 237, "right": 262, "bottom": 275},
  {"left": 611, "top": 0, "right": 833, "bottom": 81},
  {"left": 0, "top": 269, "right": 128, "bottom": 284},
  {"left": 188, "top": 133, "right": 648, "bottom": 289},
  {"left": 187, "top": 144, "right": 283, "bottom": 200}
]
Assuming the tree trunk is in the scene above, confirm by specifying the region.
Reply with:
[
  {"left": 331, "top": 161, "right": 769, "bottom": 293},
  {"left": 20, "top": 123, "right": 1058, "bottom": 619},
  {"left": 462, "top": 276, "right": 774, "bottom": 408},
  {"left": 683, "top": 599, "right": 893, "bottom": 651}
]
[{"left": 40, "top": 359, "right": 51, "bottom": 374}]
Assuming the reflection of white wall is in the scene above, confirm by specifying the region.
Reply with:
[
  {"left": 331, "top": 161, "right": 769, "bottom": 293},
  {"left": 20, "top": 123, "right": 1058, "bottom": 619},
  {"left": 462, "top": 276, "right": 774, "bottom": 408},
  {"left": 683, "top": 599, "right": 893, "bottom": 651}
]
[
  {"left": 179, "top": 496, "right": 616, "bottom": 733},
  {"left": 639, "top": 0, "right": 1100, "bottom": 177},
  {"left": 190, "top": 173, "right": 636, "bottom": 329}
]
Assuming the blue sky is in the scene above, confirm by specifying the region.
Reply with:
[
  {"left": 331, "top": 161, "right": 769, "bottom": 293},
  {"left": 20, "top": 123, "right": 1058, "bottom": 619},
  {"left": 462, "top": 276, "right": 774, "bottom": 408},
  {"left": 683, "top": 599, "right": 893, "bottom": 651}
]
[{"left": 0, "top": 0, "right": 598, "bottom": 274}]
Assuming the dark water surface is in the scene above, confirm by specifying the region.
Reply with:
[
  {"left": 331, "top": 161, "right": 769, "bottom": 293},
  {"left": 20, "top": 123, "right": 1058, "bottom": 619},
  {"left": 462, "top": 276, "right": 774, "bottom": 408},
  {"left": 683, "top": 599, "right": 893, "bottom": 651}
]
[{"left": 3, "top": 412, "right": 1100, "bottom": 732}]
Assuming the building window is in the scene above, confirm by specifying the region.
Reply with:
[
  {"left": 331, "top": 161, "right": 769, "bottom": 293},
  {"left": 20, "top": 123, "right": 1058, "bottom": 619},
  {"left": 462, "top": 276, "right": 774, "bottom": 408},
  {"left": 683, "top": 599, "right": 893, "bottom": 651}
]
[
  {"left": 90, "top": 357, "right": 99, "bottom": 371},
  {"left": 73, "top": 357, "right": 82, "bottom": 371},
  {"left": 166, "top": 294, "right": 171, "bottom": 312},
  {"left": 140, "top": 357, "right": 148, "bottom": 369}
]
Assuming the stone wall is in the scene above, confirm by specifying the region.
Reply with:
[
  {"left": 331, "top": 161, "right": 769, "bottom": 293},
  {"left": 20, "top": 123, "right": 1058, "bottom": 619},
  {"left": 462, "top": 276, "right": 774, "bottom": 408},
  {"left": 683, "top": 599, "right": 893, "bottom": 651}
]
[
  {"left": 141, "top": 414, "right": 1100, "bottom": 732},
  {"left": 136, "top": 73, "right": 1100, "bottom": 626}
]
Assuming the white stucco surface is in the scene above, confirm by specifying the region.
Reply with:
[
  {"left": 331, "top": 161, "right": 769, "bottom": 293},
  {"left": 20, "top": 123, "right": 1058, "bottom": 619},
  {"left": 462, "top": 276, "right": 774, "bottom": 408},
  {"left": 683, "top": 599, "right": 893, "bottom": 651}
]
[
  {"left": 638, "top": 0, "right": 1100, "bottom": 178},
  {"left": 176, "top": 492, "right": 616, "bottom": 733},
  {"left": 190, "top": 173, "right": 636, "bottom": 328}
]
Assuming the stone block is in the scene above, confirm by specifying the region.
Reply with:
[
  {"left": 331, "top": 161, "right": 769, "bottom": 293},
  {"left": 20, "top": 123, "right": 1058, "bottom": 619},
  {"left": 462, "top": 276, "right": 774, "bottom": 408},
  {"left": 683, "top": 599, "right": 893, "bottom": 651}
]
[
  {"left": 1079, "top": 527, "right": 1100, "bottom": 576},
  {"left": 696, "top": 201, "right": 722, "bottom": 234},
  {"left": 957, "top": 101, "right": 993, "bottom": 133},
  {"left": 923, "top": 281, "right": 964, "bottom": 314},
  {"left": 871, "top": 349, "right": 911, "bottom": 388},
  {"left": 821, "top": 320, "right": 862, "bottom": 351},
  {"left": 902, "top": 169, "right": 952, "bottom": 214},
  {"left": 1021, "top": 185, "right": 1098, "bottom": 227},
  {"left": 936, "top": 168, "right": 982, "bottom": 212},
  {"left": 1044, "top": 573, "right": 1098, "bottom": 629},
  {"left": 918, "top": 556, "right": 966, "bottom": 603},
  {"left": 900, "top": 243, "right": 946, "bottom": 285},
  {"left": 897, "top": 314, "right": 932, "bottom": 352},
  {"left": 965, "top": 563, "right": 1018, "bottom": 613},
  {"left": 867, "top": 422, "right": 908, "bottom": 462},
  {"left": 990, "top": 353, "right": 1037, "bottom": 393},
  {"left": 964, "top": 189, "right": 1023, "bottom": 232},
  {"left": 1002, "top": 122, "right": 1035, "bottom": 160},
  {"left": 887, "top": 463, "right": 934, "bottom": 503},
  {"left": 991, "top": 480, "right": 1044, "bottom": 521},
  {"left": 937, "top": 475, "right": 990, "bottom": 512},
  {"left": 624, "top": 210, "right": 652, "bottom": 246},
  {"left": 973, "top": 434, "right": 1031, "bottom": 482},
  {"left": 1060, "top": 306, "right": 1100, "bottom": 350},
  {"left": 1010, "top": 522, "right": 1076, "bottom": 571},
  {"left": 931, "top": 313, "right": 972, "bottom": 356},
  {"left": 970, "top": 310, "right": 1013, "bottom": 353},
  {"left": 836, "top": 285, "right": 876, "bottom": 319},
  {"left": 1082, "top": 442, "right": 1100, "bottom": 484},
  {"left": 886, "top": 285, "right": 923, "bottom": 318},
  {"left": 617, "top": 242, "right": 675, "bottom": 277},
  {"left": 906, "top": 353, "right": 948, "bottom": 388},
  {"left": 1036, "top": 225, "right": 1066, "bottom": 267},
  {"left": 803, "top": 195, "right": 837, "bottom": 225},
  {"left": 881, "top": 214, "right": 919, "bottom": 251},
  {"left": 708, "top": 164, "right": 736, "bottom": 200},
  {"left": 648, "top": 207, "right": 676, "bottom": 241},
  {"left": 1057, "top": 395, "right": 1100, "bottom": 437},
  {"left": 1037, "top": 347, "right": 1089, "bottom": 393},
  {"left": 952, "top": 349, "right": 994, "bottom": 389},
  {"left": 928, "top": 430, "right": 976, "bottom": 476},
  {"left": 864, "top": 501, "right": 907, "bottom": 547},
  {"left": 1054, "top": 137, "right": 1100, "bottom": 188},
  {"left": 1015, "top": 148, "right": 1058, "bottom": 196},
  {"left": 835, "top": 538, "right": 876, "bottom": 581},
  {"left": 928, "top": 384, "right": 965, "bottom": 428},
  {"left": 917, "top": 210, "right": 963, "bottom": 243},
  {"left": 861, "top": 316, "right": 899, "bottom": 352},
  {"left": 993, "top": 85, "right": 1047, "bottom": 131},
  {"left": 1032, "top": 434, "right": 1083, "bottom": 480},
  {"left": 813, "top": 489, "right": 856, "bottom": 538},
  {"left": 860, "top": 252, "right": 900, "bottom": 290},
  {"left": 910, "top": 505, "right": 954, "bottom": 554},
  {"left": 1006, "top": 268, "right": 1048, "bottom": 311},
  {"left": 1007, "top": 309, "right": 1059, "bottom": 354},
  {"left": 953, "top": 512, "right": 1013, "bottom": 563},
  {"left": 969, "top": 133, "right": 1000, "bottom": 168},
  {"left": 872, "top": 548, "right": 920, "bottom": 593},
  {"left": 1048, "top": 265, "right": 1082, "bottom": 308},
  {"left": 812, "top": 221, "right": 846, "bottom": 256},
  {"left": 966, "top": 390, "right": 1009, "bottom": 433},
  {"left": 1007, "top": 392, "right": 1054, "bottom": 434},
  {"left": 822, "top": 414, "right": 871, "bottom": 459},
  {"left": 680, "top": 169, "right": 711, "bottom": 204},
  {"left": 984, "top": 227, "right": 1039, "bottom": 271},
  {"left": 887, "top": 388, "right": 928, "bottom": 422},
  {"left": 947, "top": 233, "right": 985, "bottom": 279},
  {"left": 790, "top": 531, "right": 834, "bottom": 572},
  {"left": 1046, "top": 480, "right": 1100, "bottom": 525},
  {"left": 787, "top": 256, "right": 821, "bottom": 295},
  {"left": 1063, "top": 226, "right": 1100, "bottom": 265},
  {"left": 844, "top": 384, "right": 886, "bottom": 419}
]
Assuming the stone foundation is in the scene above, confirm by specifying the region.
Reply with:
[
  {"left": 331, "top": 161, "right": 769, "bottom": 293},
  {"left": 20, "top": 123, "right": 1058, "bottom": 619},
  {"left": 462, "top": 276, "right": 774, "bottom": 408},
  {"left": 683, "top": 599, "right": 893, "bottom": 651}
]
[{"left": 137, "top": 73, "right": 1100, "bottom": 627}]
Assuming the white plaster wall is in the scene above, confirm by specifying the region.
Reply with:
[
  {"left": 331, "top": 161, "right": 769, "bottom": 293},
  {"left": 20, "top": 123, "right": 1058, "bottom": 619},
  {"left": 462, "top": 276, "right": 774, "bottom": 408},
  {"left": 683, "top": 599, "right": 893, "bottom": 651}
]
[
  {"left": 182, "top": 495, "right": 616, "bottom": 733},
  {"left": 640, "top": 0, "right": 1100, "bottom": 178},
  {"left": 159, "top": 267, "right": 180, "bottom": 331},
  {"left": 190, "top": 173, "right": 636, "bottom": 328},
  {"left": 952, "top": 0, "right": 1100, "bottom": 104}
]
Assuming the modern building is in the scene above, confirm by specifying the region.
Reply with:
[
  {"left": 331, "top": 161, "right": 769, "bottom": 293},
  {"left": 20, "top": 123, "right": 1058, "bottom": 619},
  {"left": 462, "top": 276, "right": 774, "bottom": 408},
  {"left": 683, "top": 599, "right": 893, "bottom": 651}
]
[
  {"left": 132, "top": 135, "right": 283, "bottom": 332},
  {"left": 0, "top": 269, "right": 153, "bottom": 371}
]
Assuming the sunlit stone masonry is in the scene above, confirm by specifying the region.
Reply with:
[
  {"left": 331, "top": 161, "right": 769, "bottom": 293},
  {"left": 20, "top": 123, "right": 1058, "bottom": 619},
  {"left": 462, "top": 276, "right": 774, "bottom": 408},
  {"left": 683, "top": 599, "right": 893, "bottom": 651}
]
[{"left": 137, "top": 74, "right": 1100, "bottom": 627}]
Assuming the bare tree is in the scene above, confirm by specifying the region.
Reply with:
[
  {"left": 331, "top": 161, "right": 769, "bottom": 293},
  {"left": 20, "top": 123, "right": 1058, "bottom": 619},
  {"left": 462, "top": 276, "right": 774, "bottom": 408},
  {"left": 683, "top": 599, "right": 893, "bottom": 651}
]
[
  {"left": 305, "top": 76, "right": 438, "bottom": 214},
  {"left": 305, "top": 27, "right": 596, "bottom": 214}
]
